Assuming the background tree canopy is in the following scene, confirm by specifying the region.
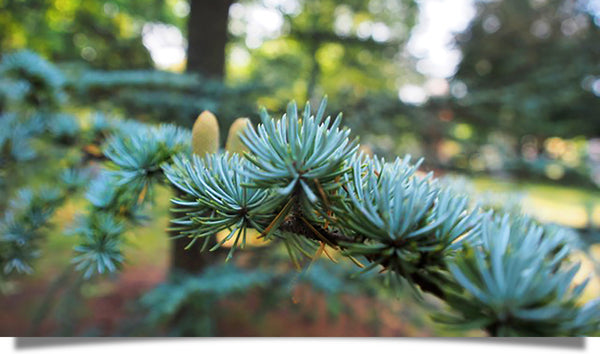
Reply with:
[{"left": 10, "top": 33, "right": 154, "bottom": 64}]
[{"left": 451, "top": 0, "right": 600, "bottom": 138}]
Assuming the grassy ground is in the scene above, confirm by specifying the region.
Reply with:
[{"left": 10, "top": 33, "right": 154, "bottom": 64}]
[{"left": 472, "top": 177, "right": 600, "bottom": 228}]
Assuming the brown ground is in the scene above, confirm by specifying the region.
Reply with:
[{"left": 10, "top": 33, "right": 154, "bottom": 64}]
[{"left": 0, "top": 264, "right": 434, "bottom": 337}]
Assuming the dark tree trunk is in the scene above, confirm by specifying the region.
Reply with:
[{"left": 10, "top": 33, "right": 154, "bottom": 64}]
[
  {"left": 186, "top": 0, "right": 233, "bottom": 79},
  {"left": 170, "top": 234, "right": 216, "bottom": 274},
  {"left": 169, "top": 189, "right": 227, "bottom": 275},
  {"left": 169, "top": 0, "right": 233, "bottom": 275}
]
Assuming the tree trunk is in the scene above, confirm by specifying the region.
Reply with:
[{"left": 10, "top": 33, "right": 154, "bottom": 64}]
[
  {"left": 170, "top": 235, "right": 216, "bottom": 274},
  {"left": 186, "top": 0, "right": 233, "bottom": 79},
  {"left": 169, "top": 189, "right": 227, "bottom": 275},
  {"left": 170, "top": 0, "right": 233, "bottom": 275}
]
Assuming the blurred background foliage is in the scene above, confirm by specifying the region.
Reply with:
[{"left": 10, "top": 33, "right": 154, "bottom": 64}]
[{"left": 1, "top": 0, "right": 600, "bottom": 336}]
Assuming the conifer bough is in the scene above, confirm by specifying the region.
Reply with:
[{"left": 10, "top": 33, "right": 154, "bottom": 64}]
[{"left": 159, "top": 98, "right": 600, "bottom": 337}]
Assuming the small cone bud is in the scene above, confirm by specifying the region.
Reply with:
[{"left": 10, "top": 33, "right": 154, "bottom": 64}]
[
  {"left": 192, "top": 111, "right": 220, "bottom": 156},
  {"left": 225, "top": 117, "right": 252, "bottom": 154}
]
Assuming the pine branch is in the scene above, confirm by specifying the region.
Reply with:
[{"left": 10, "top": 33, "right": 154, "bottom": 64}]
[
  {"left": 161, "top": 98, "right": 600, "bottom": 336},
  {"left": 278, "top": 216, "right": 447, "bottom": 299}
]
